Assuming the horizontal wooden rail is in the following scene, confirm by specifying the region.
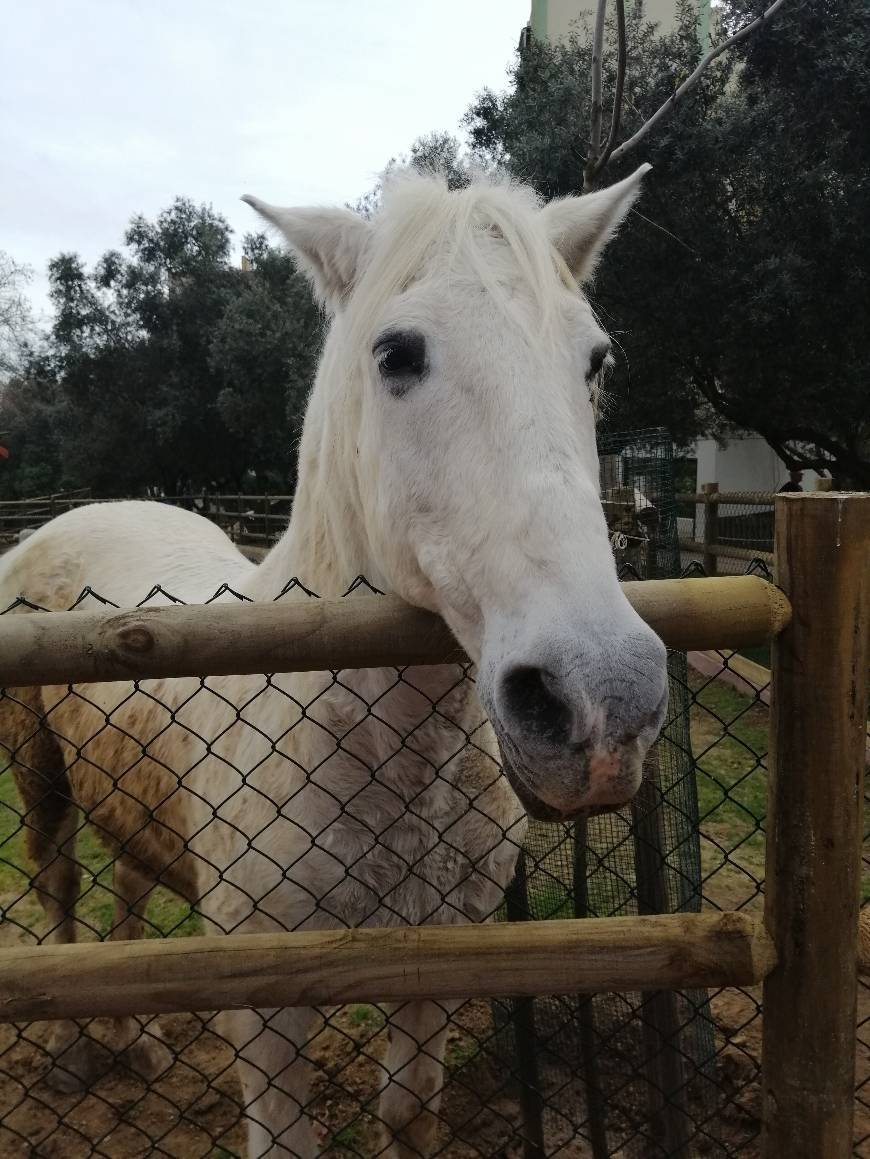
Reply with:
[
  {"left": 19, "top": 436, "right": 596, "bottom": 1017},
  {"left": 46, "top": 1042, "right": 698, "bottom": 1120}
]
[
  {"left": 679, "top": 538, "right": 775, "bottom": 564},
  {"left": 0, "top": 489, "right": 90, "bottom": 508},
  {"left": 207, "top": 509, "right": 289, "bottom": 523},
  {"left": 0, "top": 577, "right": 790, "bottom": 686},
  {"left": 165, "top": 493, "right": 294, "bottom": 504},
  {"left": 0, "top": 913, "right": 775, "bottom": 1022},
  {"left": 0, "top": 512, "right": 58, "bottom": 524},
  {"left": 676, "top": 491, "right": 777, "bottom": 506}
]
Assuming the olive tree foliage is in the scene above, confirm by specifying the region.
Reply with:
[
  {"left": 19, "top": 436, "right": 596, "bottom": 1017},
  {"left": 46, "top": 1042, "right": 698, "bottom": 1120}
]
[
  {"left": 352, "top": 132, "right": 475, "bottom": 219},
  {"left": 0, "top": 200, "right": 320, "bottom": 498},
  {"left": 0, "top": 252, "right": 36, "bottom": 378},
  {"left": 463, "top": 0, "right": 870, "bottom": 485},
  {"left": 0, "top": 254, "right": 49, "bottom": 494}
]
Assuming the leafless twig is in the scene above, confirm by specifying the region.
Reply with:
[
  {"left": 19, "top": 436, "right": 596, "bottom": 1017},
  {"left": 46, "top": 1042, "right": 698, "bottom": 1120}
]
[
  {"left": 584, "top": 0, "right": 610, "bottom": 189},
  {"left": 607, "top": 0, "right": 791, "bottom": 167},
  {"left": 585, "top": 0, "right": 627, "bottom": 189}
]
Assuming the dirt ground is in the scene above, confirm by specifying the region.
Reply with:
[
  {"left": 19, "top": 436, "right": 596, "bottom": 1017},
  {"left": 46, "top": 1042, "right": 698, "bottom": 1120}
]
[
  {"left": 2, "top": 981, "right": 869, "bottom": 1158},
  {"left": 0, "top": 1001, "right": 533, "bottom": 1159}
]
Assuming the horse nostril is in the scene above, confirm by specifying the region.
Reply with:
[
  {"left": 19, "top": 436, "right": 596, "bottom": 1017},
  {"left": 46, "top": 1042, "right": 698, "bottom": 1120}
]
[{"left": 500, "top": 665, "right": 575, "bottom": 747}]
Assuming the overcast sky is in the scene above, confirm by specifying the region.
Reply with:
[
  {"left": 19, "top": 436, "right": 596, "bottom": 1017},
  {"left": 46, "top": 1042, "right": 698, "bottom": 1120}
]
[{"left": 2, "top": 0, "right": 530, "bottom": 317}]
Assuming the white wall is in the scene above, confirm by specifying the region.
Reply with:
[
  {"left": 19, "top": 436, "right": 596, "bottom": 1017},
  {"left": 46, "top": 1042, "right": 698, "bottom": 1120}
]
[
  {"left": 695, "top": 437, "right": 821, "bottom": 493},
  {"left": 545, "top": 0, "right": 683, "bottom": 37}
]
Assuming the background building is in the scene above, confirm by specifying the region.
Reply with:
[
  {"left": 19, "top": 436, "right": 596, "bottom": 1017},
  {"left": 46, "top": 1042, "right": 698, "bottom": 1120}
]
[{"left": 525, "top": 0, "right": 712, "bottom": 47}]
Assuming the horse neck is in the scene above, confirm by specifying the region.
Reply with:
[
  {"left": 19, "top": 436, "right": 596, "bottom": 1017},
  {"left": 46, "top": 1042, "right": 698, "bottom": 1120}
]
[
  {"left": 240, "top": 353, "right": 479, "bottom": 755},
  {"left": 244, "top": 422, "right": 376, "bottom": 602},
  {"left": 243, "top": 327, "right": 365, "bottom": 599}
]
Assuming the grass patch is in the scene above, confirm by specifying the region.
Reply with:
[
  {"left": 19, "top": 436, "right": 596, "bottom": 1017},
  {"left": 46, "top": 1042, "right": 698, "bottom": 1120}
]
[
  {"left": 692, "top": 679, "right": 768, "bottom": 831},
  {"left": 0, "top": 762, "right": 199, "bottom": 942},
  {"left": 445, "top": 1030, "right": 479, "bottom": 1071},
  {"left": 332, "top": 1121, "right": 367, "bottom": 1153},
  {"left": 689, "top": 676, "right": 769, "bottom": 904},
  {"left": 346, "top": 1005, "right": 384, "bottom": 1030}
]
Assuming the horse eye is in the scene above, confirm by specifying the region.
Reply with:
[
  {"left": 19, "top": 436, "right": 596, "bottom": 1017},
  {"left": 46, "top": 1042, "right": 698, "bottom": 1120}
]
[
  {"left": 586, "top": 341, "right": 612, "bottom": 383},
  {"left": 373, "top": 330, "right": 428, "bottom": 394}
]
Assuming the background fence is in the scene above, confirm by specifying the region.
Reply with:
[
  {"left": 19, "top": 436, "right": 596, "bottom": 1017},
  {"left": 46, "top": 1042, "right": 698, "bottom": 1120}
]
[
  {"left": 0, "top": 493, "right": 291, "bottom": 552},
  {"left": 0, "top": 490, "right": 92, "bottom": 546},
  {"left": 0, "top": 442, "right": 865, "bottom": 1158},
  {"left": 0, "top": 483, "right": 819, "bottom": 572},
  {"left": 673, "top": 486, "right": 814, "bottom": 574}
]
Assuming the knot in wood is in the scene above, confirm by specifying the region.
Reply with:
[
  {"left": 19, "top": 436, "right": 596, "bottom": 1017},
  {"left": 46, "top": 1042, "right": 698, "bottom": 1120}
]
[{"left": 117, "top": 623, "right": 155, "bottom": 654}]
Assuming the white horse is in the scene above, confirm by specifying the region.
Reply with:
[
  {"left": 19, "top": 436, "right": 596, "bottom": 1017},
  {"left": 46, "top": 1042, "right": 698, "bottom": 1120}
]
[{"left": 0, "top": 166, "right": 668, "bottom": 1158}]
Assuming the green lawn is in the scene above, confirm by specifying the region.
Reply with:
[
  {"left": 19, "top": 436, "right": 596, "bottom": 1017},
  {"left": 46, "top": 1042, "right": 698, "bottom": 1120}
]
[
  {"left": 693, "top": 681, "right": 768, "bottom": 835},
  {"left": 0, "top": 760, "right": 199, "bottom": 943},
  {"left": 688, "top": 677, "right": 769, "bottom": 908}
]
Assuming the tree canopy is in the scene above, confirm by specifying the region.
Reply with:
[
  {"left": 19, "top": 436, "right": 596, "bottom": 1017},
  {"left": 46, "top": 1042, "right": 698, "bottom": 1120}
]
[
  {"left": 0, "top": 200, "right": 320, "bottom": 498},
  {"left": 465, "top": 0, "right": 870, "bottom": 485},
  {"left": 0, "top": 253, "right": 35, "bottom": 380},
  {"left": 3, "top": 0, "right": 866, "bottom": 496}
]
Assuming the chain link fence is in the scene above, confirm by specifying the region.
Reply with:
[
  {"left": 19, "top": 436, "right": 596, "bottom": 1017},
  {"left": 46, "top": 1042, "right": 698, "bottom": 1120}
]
[
  {"left": 676, "top": 492, "right": 776, "bottom": 576},
  {"left": 0, "top": 432, "right": 865, "bottom": 1158}
]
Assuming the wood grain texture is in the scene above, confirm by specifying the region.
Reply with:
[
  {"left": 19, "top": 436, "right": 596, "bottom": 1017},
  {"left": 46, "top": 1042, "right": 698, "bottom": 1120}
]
[
  {"left": 0, "top": 913, "right": 776, "bottom": 1022},
  {"left": 762, "top": 493, "right": 870, "bottom": 1158},
  {"left": 702, "top": 481, "right": 720, "bottom": 576},
  {"left": 0, "top": 577, "right": 790, "bottom": 687},
  {"left": 678, "top": 538, "right": 775, "bottom": 565}
]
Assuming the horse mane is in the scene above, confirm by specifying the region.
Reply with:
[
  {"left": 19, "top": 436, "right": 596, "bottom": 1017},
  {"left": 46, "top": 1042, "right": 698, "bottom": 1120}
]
[{"left": 344, "top": 168, "right": 580, "bottom": 361}]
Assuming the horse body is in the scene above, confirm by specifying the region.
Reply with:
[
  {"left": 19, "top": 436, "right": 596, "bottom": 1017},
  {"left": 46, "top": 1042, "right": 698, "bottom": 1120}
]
[
  {"left": 1, "top": 502, "right": 521, "bottom": 1155},
  {"left": 0, "top": 165, "right": 667, "bottom": 1157}
]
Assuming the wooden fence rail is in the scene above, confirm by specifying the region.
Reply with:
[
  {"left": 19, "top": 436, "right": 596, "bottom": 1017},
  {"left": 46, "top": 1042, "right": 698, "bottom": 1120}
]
[
  {"left": 675, "top": 491, "right": 778, "bottom": 505},
  {"left": 678, "top": 539, "right": 775, "bottom": 565},
  {"left": 0, "top": 576, "right": 791, "bottom": 686},
  {"left": 0, "top": 913, "right": 775, "bottom": 1022},
  {"left": 676, "top": 482, "right": 777, "bottom": 572},
  {"left": 0, "top": 493, "right": 294, "bottom": 546}
]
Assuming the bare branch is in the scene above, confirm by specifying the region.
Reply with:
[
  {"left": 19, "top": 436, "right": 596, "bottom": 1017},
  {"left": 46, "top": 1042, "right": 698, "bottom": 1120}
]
[
  {"left": 608, "top": 0, "right": 791, "bottom": 167},
  {"left": 597, "top": 0, "right": 627, "bottom": 180},
  {"left": 584, "top": 0, "right": 610, "bottom": 188}
]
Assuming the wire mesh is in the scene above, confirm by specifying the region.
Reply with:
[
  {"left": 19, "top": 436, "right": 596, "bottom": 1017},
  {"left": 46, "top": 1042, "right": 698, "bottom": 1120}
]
[{"left": 0, "top": 434, "right": 864, "bottom": 1157}]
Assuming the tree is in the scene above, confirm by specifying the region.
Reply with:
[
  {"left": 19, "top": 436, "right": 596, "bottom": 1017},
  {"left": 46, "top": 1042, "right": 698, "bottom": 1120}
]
[
  {"left": 0, "top": 252, "right": 35, "bottom": 378},
  {"left": 210, "top": 234, "right": 322, "bottom": 491},
  {"left": 582, "top": 0, "right": 790, "bottom": 189},
  {"left": 465, "top": 0, "right": 870, "bottom": 485},
  {"left": 0, "top": 372, "right": 63, "bottom": 496},
  {"left": 352, "top": 132, "right": 475, "bottom": 218},
  {"left": 1, "top": 200, "right": 321, "bottom": 498}
]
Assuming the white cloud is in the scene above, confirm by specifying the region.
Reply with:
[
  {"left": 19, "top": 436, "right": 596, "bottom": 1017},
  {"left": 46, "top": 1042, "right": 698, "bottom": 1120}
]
[{"left": 1, "top": 0, "right": 530, "bottom": 317}]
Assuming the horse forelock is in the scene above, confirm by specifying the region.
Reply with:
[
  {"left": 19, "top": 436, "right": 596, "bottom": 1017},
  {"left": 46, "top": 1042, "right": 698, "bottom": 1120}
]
[{"left": 342, "top": 170, "right": 581, "bottom": 362}]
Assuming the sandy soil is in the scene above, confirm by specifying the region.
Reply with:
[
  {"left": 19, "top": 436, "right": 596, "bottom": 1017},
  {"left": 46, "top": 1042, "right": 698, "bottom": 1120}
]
[{"left": 2, "top": 981, "right": 868, "bottom": 1158}]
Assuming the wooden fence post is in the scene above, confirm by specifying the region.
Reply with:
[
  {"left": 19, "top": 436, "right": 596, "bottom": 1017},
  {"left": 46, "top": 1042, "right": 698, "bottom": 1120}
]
[
  {"left": 702, "top": 482, "right": 719, "bottom": 576},
  {"left": 504, "top": 853, "right": 545, "bottom": 1159},
  {"left": 573, "top": 819, "right": 609, "bottom": 1158},
  {"left": 632, "top": 761, "right": 693, "bottom": 1159},
  {"left": 762, "top": 493, "right": 870, "bottom": 1157}
]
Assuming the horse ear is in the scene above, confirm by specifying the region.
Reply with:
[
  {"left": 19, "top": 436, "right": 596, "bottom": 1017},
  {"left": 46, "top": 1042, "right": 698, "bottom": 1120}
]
[
  {"left": 241, "top": 196, "right": 372, "bottom": 309},
  {"left": 541, "top": 164, "right": 651, "bottom": 283}
]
